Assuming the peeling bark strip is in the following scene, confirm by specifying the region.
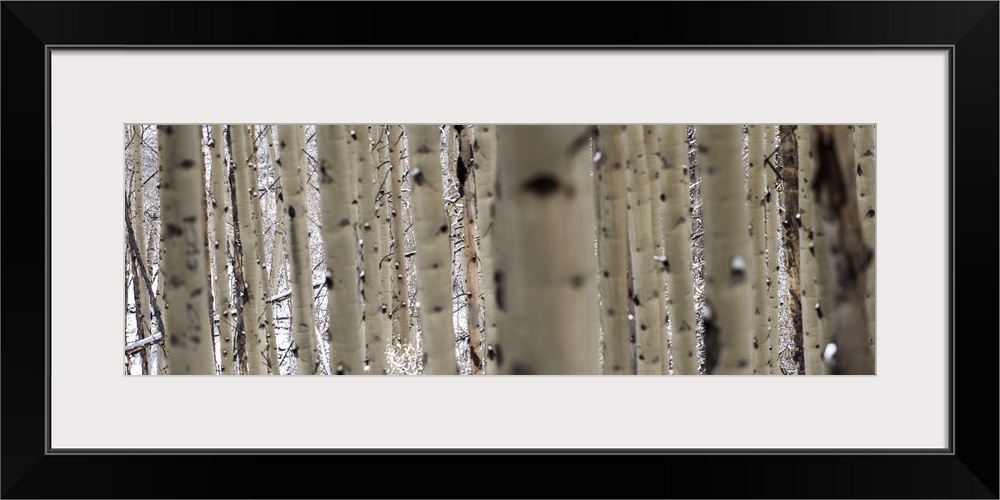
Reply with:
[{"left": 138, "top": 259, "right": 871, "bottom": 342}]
[
  {"left": 494, "top": 125, "right": 600, "bottom": 374},
  {"left": 812, "top": 126, "right": 874, "bottom": 375},
  {"left": 698, "top": 125, "right": 753, "bottom": 375},
  {"left": 778, "top": 125, "right": 804, "bottom": 374},
  {"left": 407, "top": 125, "right": 458, "bottom": 375},
  {"left": 595, "top": 126, "right": 633, "bottom": 375},
  {"left": 208, "top": 125, "right": 235, "bottom": 375},
  {"left": 315, "top": 125, "right": 366, "bottom": 375},
  {"left": 157, "top": 125, "right": 215, "bottom": 374},
  {"left": 276, "top": 126, "right": 320, "bottom": 374}
]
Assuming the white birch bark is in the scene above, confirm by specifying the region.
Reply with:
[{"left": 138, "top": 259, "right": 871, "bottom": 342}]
[
  {"left": 406, "top": 125, "right": 458, "bottom": 375},
  {"left": 493, "top": 125, "right": 600, "bottom": 374},
  {"left": 276, "top": 125, "right": 320, "bottom": 374},
  {"left": 157, "top": 125, "right": 215, "bottom": 374},
  {"left": 699, "top": 125, "right": 754, "bottom": 375}
]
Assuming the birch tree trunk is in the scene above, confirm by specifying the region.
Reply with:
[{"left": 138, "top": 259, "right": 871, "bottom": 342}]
[
  {"left": 209, "top": 125, "right": 235, "bottom": 375},
  {"left": 779, "top": 125, "right": 804, "bottom": 374},
  {"left": 456, "top": 125, "right": 484, "bottom": 374},
  {"left": 644, "top": 125, "right": 669, "bottom": 357},
  {"left": 797, "top": 125, "right": 824, "bottom": 375},
  {"left": 625, "top": 125, "right": 665, "bottom": 374},
  {"left": 854, "top": 124, "right": 876, "bottom": 360},
  {"left": 406, "top": 125, "right": 458, "bottom": 375},
  {"left": 387, "top": 125, "right": 413, "bottom": 346},
  {"left": 157, "top": 125, "right": 215, "bottom": 374},
  {"left": 276, "top": 125, "right": 320, "bottom": 374},
  {"left": 595, "top": 125, "right": 633, "bottom": 375},
  {"left": 764, "top": 125, "right": 781, "bottom": 373},
  {"left": 231, "top": 125, "right": 267, "bottom": 375},
  {"left": 813, "top": 125, "right": 874, "bottom": 375},
  {"left": 659, "top": 125, "right": 698, "bottom": 374},
  {"left": 266, "top": 126, "right": 286, "bottom": 295},
  {"left": 315, "top": 125, "right": 366, "bottom": 375},
  {"left": 494, "top": 125, "right": 600, "bottom": 375},
  {"left": 747, "top": 125, "right": 771, "bottom": 374},
  {"left": 373, "top": 126, "right": 394, "bottom": 372},
  {"left": 130, "top": 125, "right": 151, "bottom": 374},
  {"left": 154, "top": 127, "right": 169, "bottom": 375},
  {"left": 246, "top": 126, "right": 280, "bottom": 373},
  {"left": 357, "top": 125, "right": 387, "bottom": 374},
  {"left": 699, "top": 125, "right": 754, "bottom": 375},
  {"left": 471, "top": 125, "right": 501, "bottom": 373}
]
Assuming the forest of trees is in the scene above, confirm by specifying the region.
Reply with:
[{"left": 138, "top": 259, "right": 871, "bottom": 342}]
[{"left": 123, "top": 124, "right": 876, "bottom": 375}]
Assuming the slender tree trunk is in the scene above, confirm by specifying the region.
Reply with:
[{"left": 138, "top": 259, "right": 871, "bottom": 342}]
[
  {"left": 854, "top": 124, "right": 876, "bottom": 361},
  {"left": 644, "top": 125, "right": 669, "bottom": 361},
  {"left": 659, "top": 125, "right": 698, "bottom": 374},
  {"left": 276, "top": 125, "right": 320, "bottom": 374},
  {"left": 130, "top": 125, "right": 151, "bottom": 374},
  {"left": 224, "top": 132, "right": 249, "bottom": 375},
  {"left": 494, "top": 125, "right": 600, "bottom": 374},
  {"left": 230, "top": 125, "right": 267, "bottom": 375},
  {"left": 266, "top": 126, "right": 287, "bottom": 295},
  {"left": 316, "top": 125, "right": 366, "bottom": 375},
  {"left": 156, "top": 125, "right": 215, "bottom": 374},
  {"left": 797, "top": 125, "right": 825, "bottom": 375},
  {"left": 747, "top": 125, "right": 770, "bottom": 374},
  {"left": 373, "top": 126, "right": 395, "bottom": 373},
  {"left": 357, "top": 125, "right": 387, "bottom": 374},
  {"left": 764, "top": 125, "right": 781, "bottom": 373},
  {"left": 154, "top": 127, "right": 169, "bottom": 375},
  {"left": 406, "top": 125, "right": 458, "bottom": 375},
  {"left": 813, "top": 125, "right": 874, "bottom": 375},
  {"left": 595, "top": 125, "right": 634, "bottom": 375},
  {"left": 246, "top": 126, "right": 280, "bottom": 374},
  {"left": 699, "top": 125, "right": 754, "bottom": 375},
  {"left": 387, "top": 125, "right": 412, "bottom": 346},
  {"left": 779, "top": 125, "right": 804, "bottom": 374},
  {"left": 456, "top": 125, "right": 484, "bottom": 374},
  {"left": 625, "top": 125, "right": 665, "bottom": 374},
  {"left": 208, "top": 125, "right": 235, "bottom": 375},
  {"left": 471, "top": 125, "right": 500, "bottom": 373}
]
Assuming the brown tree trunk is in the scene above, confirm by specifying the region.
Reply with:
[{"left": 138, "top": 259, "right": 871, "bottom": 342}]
[
  {"left": 778, "top": 125, "right": 803, "bottom": 375},
  {"left": 812, "top": 125, "right": 874, "bottom": 375}
]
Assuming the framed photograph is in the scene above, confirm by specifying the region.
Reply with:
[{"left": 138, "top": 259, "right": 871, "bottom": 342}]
[{"left": 3, "top": 2, "right": 995, "bottom": 498}]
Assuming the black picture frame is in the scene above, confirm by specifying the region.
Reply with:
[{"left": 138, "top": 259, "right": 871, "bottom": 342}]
[{"left": 2, "top": 2, "right": 996, "bottom": 498}]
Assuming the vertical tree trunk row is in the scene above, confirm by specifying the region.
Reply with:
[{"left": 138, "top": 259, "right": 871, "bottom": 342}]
[
  {"left": 747, "top": 125, "right": 771, "bottom": 374},
  {"left": 471, "top": 125, "right": 500, "bottom": 372},
  {"left": 130, "top": 125, "right": 151, "bottom": 374}
]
